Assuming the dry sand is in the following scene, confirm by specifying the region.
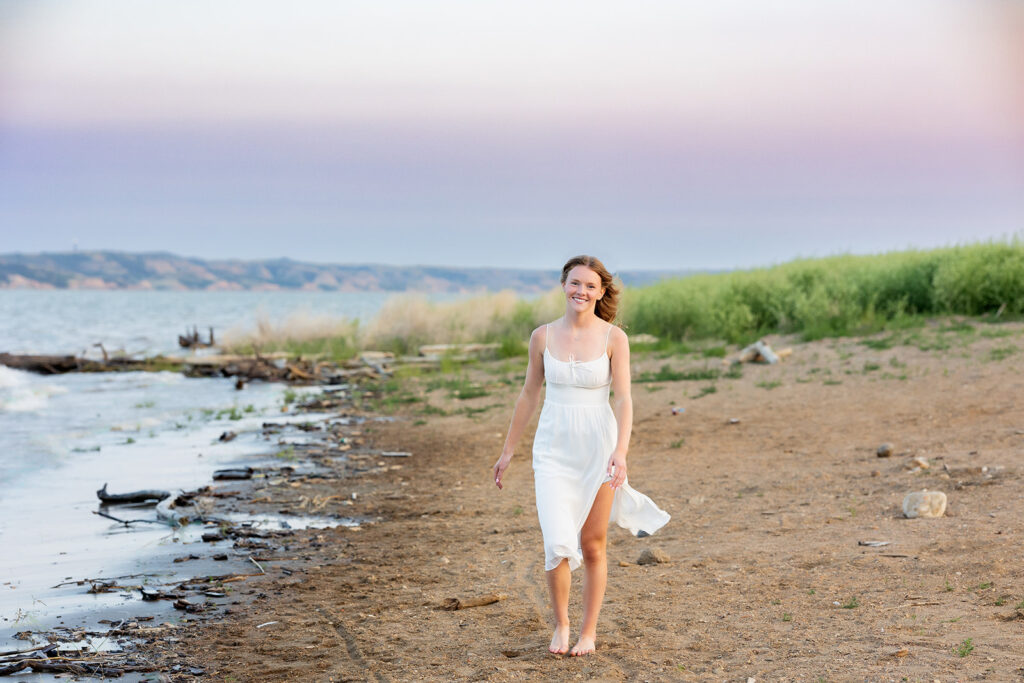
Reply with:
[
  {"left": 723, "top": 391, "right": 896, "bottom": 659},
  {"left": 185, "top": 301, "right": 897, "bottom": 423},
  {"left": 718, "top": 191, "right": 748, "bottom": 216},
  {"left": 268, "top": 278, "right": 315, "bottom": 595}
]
[{"left": 138, "top": 320, "right": 1024, "bottom": 681}]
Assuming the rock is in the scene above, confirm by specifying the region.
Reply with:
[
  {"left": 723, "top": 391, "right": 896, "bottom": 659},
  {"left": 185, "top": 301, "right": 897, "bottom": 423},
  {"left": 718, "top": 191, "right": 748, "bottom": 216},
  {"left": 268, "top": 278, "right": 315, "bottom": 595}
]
[
  {"left": 876, "top": 443, "right": 893, "bottom": 457},
  {"left": 909, "top": 456, "right": 930, "bottom": 470},
  {"left": 637, "top": 548, "right": 670, "bottom": 565},
  {"left": 688, "top": 495, "right": 706, "bottom": 505},
  {"left": 902, "top": 490, "right": 947, "bottom": 518}
]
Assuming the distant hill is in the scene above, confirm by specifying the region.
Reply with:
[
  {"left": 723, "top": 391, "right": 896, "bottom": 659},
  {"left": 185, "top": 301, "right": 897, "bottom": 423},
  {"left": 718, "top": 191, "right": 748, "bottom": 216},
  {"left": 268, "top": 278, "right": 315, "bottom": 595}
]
[{"left": 0, "top": 251, "right": 702, "bottom": 293}]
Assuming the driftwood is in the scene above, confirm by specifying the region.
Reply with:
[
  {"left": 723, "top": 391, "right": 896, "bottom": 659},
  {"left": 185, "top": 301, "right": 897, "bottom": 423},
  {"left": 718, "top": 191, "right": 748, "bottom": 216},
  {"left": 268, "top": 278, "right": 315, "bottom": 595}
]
[
  {"left": 92, "top": 510, "right": 165, "bottom": 527},
  {"left": 440, "top": 593, "right": 505, "bottom": 611},
  {"left": 179, "top": 325, "right": 215, "bottom": 348},
  {"left": 213, "top": 467, "right": 253, "bottom": 480},
  {"left": 96, "top": 483, "right": 170, "bottom": 505},
  {"left": 0, "top": 353, "right": 182, "bottom": 375},
  {"left": 0, "top": 658, "right": 151, "bottom": 677},
  {"left": 0, "top": 644, "right": 58, "bottom": 659}
]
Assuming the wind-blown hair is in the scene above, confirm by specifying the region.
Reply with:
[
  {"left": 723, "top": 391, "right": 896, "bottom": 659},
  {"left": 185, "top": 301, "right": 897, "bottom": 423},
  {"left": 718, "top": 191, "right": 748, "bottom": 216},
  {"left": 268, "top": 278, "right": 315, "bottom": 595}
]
[{"left": 560, "top": 255, "right": 620, "bottom": 323}]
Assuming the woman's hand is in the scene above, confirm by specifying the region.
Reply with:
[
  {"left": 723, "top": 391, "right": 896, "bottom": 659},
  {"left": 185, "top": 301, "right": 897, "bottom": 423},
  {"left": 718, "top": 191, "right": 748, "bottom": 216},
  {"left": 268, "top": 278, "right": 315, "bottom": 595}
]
[
  {"left": 607, "top": 450, "right": 627, "bottom": 489},
  {"left": 493, "top": 452, "right": 513, "bottom": 489}
]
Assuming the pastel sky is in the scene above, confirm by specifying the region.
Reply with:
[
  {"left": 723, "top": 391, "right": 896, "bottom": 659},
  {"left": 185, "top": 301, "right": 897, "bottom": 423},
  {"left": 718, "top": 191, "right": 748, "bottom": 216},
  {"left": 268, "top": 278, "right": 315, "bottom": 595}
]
[{"left": 1, "top": 0, "right": 1022, "bottom": 270}]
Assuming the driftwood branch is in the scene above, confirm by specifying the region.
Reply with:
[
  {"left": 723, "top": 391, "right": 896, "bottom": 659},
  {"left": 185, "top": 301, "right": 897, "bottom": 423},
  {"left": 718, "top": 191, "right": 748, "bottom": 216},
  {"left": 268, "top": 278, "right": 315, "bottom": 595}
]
[
  {"left": 440, "top": 593, "right": 505, "bottom": 610},
  {"left": 96, "top": 483, "right": 170, "bottom": 505},
  {"left": 92, "top": 510, "right": 164, "bottom": 527}
]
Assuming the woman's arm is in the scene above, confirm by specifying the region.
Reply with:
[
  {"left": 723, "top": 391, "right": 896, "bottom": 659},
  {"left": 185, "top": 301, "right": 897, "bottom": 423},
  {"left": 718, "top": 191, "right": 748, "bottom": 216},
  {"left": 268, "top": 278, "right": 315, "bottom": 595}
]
[
  {"left": 607, "top": 326, "right": 632, "bottom": 489},
  {"left": 493, "top": 325, "right": 546, "bottom": 489}
]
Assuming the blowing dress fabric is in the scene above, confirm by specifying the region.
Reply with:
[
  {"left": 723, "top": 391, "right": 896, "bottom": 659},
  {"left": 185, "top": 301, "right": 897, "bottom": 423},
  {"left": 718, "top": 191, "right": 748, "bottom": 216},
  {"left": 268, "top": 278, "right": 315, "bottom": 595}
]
[{"left": 532, "top": 324, "right": 671, "bottom": 571}]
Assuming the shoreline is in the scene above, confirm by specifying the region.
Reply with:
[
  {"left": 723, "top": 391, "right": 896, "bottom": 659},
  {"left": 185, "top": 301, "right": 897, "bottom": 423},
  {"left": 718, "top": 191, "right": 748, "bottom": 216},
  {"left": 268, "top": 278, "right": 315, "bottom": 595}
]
[{"left": 6, "top": 319, "right": 1024, "bottom": 679}]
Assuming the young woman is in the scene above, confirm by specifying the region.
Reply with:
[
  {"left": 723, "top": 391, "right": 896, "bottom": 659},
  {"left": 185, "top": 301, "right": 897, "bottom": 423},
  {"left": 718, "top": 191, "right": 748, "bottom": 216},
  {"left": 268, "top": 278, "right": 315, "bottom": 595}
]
[{"left": 493, "top": 255, "right": 670, "bottom": 656}]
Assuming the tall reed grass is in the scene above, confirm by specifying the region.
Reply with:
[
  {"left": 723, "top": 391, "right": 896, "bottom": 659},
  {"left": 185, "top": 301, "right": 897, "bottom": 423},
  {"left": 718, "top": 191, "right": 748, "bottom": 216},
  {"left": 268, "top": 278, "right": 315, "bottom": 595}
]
[
  {"left": 222, "top": 240, "right": 1024, "bottom": 357},
  {"left": 623, "top": 240, "right": 1024, "bottom": 343}
]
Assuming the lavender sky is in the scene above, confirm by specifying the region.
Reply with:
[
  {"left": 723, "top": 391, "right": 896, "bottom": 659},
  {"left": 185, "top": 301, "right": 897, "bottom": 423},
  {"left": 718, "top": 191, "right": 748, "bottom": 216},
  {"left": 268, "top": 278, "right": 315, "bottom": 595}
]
[{"left": 1, "top": 0, "right": 1022, "bottom": 270}]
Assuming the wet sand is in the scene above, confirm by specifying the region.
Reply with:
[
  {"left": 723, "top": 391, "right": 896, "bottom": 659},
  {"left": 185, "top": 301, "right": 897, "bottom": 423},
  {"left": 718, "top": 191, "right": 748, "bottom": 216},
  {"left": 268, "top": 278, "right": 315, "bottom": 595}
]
[{"left": 64, "top": 321, "right": 1024, "bottom": 679}]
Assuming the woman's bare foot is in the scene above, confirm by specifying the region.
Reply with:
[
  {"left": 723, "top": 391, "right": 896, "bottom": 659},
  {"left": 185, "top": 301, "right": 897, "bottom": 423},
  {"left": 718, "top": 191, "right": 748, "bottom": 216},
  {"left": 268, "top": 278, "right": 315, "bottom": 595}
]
[
  {"left": 549, "top": 624, "right": 570, "bottom": 654},
  {"left": 570, "top": 635, "right": 596, "bottom": 656}
]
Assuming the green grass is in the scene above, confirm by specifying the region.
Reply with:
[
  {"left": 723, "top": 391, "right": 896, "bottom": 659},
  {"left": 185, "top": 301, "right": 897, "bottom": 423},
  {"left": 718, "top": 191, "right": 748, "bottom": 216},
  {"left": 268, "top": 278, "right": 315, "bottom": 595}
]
[
  {"left": 988, "top": 345, "right": 1018, "bottom": 362},
  {"left": 723, "top": 365, "right": 743, "bottom": 380},
  {"left": 634, "top": 364, "right": 721, "bottom": 383},
  {"left": 953, "top": 638, "right": 974, "bottom": 658},
  {"left": 623, "top": 240, "right": 1024, "bottom": 343},
  {"left": 670, "top": 439, "right": 684, "bottom": 449},
  {"left": 756, "top": 380, "right": 782, "bottom": 390},
  {"left": 693, "top": 385, "right": 717, "bottom": 399},
  {"left": 841, "top": 597, "right": 859, "bottom": 609}
]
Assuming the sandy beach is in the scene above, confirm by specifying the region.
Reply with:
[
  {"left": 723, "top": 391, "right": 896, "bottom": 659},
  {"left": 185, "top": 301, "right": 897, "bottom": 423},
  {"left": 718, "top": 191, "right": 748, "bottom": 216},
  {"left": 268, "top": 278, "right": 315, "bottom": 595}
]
[{"left": 107, "top": 319, "right": 1024, "bottom": 681}]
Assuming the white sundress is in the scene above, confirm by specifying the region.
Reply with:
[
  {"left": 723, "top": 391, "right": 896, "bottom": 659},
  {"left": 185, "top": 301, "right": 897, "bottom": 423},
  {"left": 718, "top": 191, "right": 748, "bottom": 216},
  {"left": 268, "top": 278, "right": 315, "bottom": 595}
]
[{"left": 532, "top": 323, "right": 671, "bottom": 571}]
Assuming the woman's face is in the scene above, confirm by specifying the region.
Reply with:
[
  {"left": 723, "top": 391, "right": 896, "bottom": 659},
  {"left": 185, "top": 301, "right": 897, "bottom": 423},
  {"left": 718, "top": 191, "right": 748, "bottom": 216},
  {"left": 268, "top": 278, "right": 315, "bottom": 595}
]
[{"left": 562, "top": 265, "right": 605, "bottom": 314}]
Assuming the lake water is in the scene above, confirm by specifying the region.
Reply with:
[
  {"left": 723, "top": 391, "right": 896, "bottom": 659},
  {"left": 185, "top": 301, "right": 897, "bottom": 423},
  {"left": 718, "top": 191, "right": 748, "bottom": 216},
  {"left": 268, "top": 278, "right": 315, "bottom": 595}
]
[{"left": 0, "top": 290, "right": 419, "bottom": 655}]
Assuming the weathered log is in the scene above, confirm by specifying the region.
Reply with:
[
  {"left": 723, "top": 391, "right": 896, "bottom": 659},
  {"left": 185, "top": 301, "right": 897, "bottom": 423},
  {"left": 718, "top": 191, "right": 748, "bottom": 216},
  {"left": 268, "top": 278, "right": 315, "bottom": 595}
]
[
  {"left": 440, "top": 593, "right": 505, "bottom": 610},
  {"left": 213, "top": 467, "right": 253, "bottom": 480},
  {"left": 96, "top": 483, "right": 170, "bottom": 505}
]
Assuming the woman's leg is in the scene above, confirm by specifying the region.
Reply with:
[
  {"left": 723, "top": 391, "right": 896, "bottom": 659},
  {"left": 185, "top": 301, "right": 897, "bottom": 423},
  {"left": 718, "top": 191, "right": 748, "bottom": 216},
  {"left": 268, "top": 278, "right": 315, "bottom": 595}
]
[
  {"left": 571, "top": 482, "right": 615, "bottom": 656},
  {"left": 546, "top": 559, "right": 571, "bottom": 654}
]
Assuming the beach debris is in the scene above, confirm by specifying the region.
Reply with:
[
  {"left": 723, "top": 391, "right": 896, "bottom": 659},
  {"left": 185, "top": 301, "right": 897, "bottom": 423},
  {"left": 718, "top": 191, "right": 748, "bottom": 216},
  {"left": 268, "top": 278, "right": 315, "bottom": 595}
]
[
  {"left": 637, "top": 548, "right": 670, "bottom": 565},
  {"left": 380, "top": 451, "right": 411, "bottom": 458},
  {"left": 92, "top": 509, "right": 165, "bottom": 527},
  {"left": 688, "top": 495, "right": 706, "bottom": 506},
  {"left": 0, "top": 351, "right": 185, "bottom": 375},
  {"left": 728, "top": 418, "right": 740, "bottom": 425},
  {"left": 96, "top": 483, "right": 171, "bottom": 505},
  {"left": 218, "top": 430, "right": 238, "bottom": 442},
  {"left": 733, "top": 340, "right": 791, "bottom": 365},
  {"left": 876, "top": 443, "right": 893, "bottom": 458},
  {"left": 178, "top": 325, "right": 215, "bottom": 349},
  {"left": 858, "top": 540, "right": 891, "bottom": 547},
  {"left": 907, "top": 456, "right": 930, "bottom": 471},
  {"left": 902, "top": 490, "right": 947, "bottom": 518},
  {"left": 440, "top": 593, "right": 506, "bottom": 610},
  {"left": 173, "top": 598, "right": 205, "bottom": 613},
  {"left": 213, "top": 466, "right": 254, "bottom": 480},
  {"left": 671, "top": 407, "right": 685, "bottom": 415},
  {"left": 155, "top": 491, "right": 197, "bottom": 526},
  {"left": 256, "top": 621, "right": 279, "bottom": 629}
]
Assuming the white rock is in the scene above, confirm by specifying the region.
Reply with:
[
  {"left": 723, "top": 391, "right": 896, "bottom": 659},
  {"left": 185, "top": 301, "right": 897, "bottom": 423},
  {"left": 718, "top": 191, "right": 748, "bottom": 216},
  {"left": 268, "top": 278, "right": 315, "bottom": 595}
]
[{"left": 902, "top": 490, "right": 947, "bottom": 518}]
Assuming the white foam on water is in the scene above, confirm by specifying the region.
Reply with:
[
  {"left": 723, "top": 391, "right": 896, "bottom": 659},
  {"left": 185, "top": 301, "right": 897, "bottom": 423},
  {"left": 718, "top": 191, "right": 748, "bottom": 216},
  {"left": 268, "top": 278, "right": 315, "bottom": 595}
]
[
  {"left": 0, "top": 369, "right": 69, "bottom": 413},
  {"left": 0, "top": 365, "right": 31, "bottom": 388}
]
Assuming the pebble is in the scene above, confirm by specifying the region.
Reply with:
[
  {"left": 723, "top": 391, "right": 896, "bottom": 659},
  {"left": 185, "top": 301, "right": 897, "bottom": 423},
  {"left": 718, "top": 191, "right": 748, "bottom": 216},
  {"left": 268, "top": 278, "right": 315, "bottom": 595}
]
[
  {"left": 902, "top": 490, "right": 947, "bottom": 518},
  {"left": 637, "top": 548, "right": 670, "bottom": 565},
  {"left": 877, "top": 443, "right": 893, "bottom": 458},
  {"left": 910, "top": 456, "right": 930, "bottom": 470}
]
